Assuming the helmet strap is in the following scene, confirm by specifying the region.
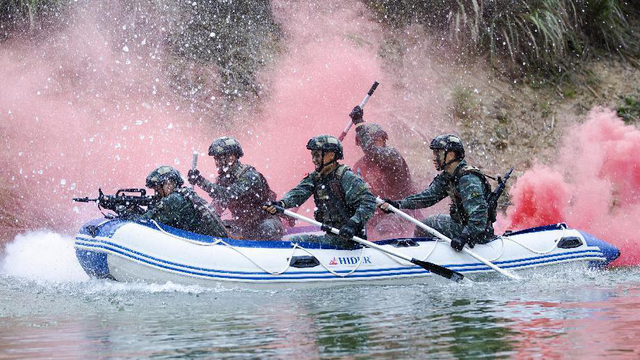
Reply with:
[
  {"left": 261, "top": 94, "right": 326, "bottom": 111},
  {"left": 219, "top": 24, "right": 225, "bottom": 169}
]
[
  {"left": 316, "top": 150, "right": 338, "bottom": 173},
  {"left": 439, "top": 150, "right": 459, "bottom": 171}
]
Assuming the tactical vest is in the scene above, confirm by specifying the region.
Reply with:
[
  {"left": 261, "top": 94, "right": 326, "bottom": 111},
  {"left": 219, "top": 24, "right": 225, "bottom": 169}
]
[
  {"left": 445, "top": 165, "right": 492, "bottom": 227},
  {"left": 311, "top": 165, "right": 362, "bottom": 234},
  {"left": 220, "top": 163, "right": 276, "bottom": 224},
  {"left": 175, "top": 187, "right": 229, "bottom": 238}
]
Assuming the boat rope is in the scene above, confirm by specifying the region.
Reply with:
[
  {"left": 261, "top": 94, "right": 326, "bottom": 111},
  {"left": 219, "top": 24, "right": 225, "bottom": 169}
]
[
  {"left": 292, "top": 244, "right": 366, "bottom": 278},
  {"left": 494, "top": 223, "right": 567, "bottom": 257},
  {"left": 150, "top": 220, "right": 366, "bottom": 277},
  {"left": 376, "top": 224, "right": 568, "bottom": 266}
]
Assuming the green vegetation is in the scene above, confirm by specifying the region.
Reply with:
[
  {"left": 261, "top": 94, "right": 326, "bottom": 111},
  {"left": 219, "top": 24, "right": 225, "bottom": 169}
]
[
  {"left": 452, "top": 86, "right": 480, "bottom": 121},
  {"left": 365, "top": 0, "right": 639, "bottom": 75},
  {"left": 617, "top": 96, "right": 640, "bottom": 124}
]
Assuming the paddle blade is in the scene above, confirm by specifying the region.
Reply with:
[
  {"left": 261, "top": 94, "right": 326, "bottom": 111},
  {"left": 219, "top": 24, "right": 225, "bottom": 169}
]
[{"left": 411, "top": 258, "right": 464, "bottom": 283}]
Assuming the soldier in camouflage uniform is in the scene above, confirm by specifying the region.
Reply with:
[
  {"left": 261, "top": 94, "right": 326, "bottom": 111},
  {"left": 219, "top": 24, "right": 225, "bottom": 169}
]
[
  {"left": 141, "top": 166, "right": 230, "bottom": 238},
  {"left": 349, "top": 106, "right": 415, "bottom": 237},
  {"left": 379, "top": 134, "right": 494, "bottom": 251},
  {"left": 263, "top": 135, "right": 376, "bottom": 249},
  {"left": 188, "top": 136, "right": 284, "bottom": 240}
]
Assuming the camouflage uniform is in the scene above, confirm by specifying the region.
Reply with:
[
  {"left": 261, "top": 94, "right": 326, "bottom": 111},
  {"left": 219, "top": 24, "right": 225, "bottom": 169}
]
[
  {"left": 354, "top": 123, "right": 414, "bottom": 237},
  {"left": 198, "top": 161, "right": 284, "bottom": 240},
  {"left": 280, "top": 164, "right": 376, "bottom": 249},
  {"left": 397, "top": 159, "right": 494, "bottom": 244},
  {"left": 141, "top": 166, "right": 229, "bottom": 238}
]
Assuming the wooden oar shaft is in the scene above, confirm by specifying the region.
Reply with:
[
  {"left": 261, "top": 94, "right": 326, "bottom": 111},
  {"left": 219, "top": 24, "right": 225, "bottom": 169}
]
[{"left": 375, "top": 198, "right": 521, "bottom": 280}]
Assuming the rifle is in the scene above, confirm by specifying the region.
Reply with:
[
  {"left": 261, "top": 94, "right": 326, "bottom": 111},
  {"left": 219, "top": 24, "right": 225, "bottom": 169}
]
[
  {"left": 486, "top": 167, "right": 514, "bottom": 223},
  {"left": 73, "top": 188, "right": 158, "bottom": 219}
]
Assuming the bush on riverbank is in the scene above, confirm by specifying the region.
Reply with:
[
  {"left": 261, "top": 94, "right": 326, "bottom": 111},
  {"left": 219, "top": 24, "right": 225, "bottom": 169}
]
[{"left": 365, "top": 0, "right": 639, "bottom": 75}]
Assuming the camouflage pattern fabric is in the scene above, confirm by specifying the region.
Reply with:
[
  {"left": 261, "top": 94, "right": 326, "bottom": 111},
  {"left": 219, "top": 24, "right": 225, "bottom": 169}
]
[
  {"left": 398, "top": 160, "right": 493, "bottom": 243},
  {"left": 280, "top": 164, "right": 376, "bottom": 243},
  {"left": 413, "top": 214, "right": 463, "bottom": 239},
  {"left": 354, "top": 124, "right": 414, "bottom": 199},
  {"left": 140, "top": 187, "right": 229, "bottom": 238},
  {"left": 198, "top": 161, "right": 283, "bottom": 240},
  {"left": 354, "top": 124, "right": 415, "bottom": 238}
]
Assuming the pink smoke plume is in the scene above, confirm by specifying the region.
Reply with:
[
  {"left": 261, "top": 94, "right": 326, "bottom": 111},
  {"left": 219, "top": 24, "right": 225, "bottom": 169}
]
[
  {"left": 503, "top": 108, "right": 640, "bottom": 266},
  {"left": 0, "top": 0, "right": 442, "bottom": 240},
  {"left": 0, "top": 5, "right": 220, "bottom": 235}
]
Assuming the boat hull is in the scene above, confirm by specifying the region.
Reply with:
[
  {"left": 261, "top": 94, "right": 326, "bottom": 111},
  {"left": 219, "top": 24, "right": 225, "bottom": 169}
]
[{"left": 74, "top": 219, "right": 619, "bottom": 288}]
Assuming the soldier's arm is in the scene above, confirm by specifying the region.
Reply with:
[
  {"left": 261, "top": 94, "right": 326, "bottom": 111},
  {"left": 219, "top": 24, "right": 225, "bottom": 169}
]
[
  {"left": 398, "top": 174, "right": 448, "bottom": 209},
  {"left": 200, "top": 169, "right": 262, "bottom": 208},
  {"left": 458, "top": 174, "right": 490, "bottom": 240},
  {"left": 342, "top": 171, "right": 376, "bottom": 226},
  {"left": 280, "top": 174, "right": 315, "bottom": 208},
  {"left": 140, "top": 193, "right": 185, "bottom": 225},
  {"left": 356, "top": 126, "right": 407, "bottom": 172}
]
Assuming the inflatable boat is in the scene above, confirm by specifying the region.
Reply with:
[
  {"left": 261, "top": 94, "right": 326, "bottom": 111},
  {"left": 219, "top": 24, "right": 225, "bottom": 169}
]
[{"left": 74, "top": 217, "right": 619, "bottom": 288}]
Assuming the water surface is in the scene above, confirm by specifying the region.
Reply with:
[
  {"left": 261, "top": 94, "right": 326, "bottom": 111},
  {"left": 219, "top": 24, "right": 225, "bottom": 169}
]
[{"left": 1, "top": 231, "right": 639, "bottom": 358}]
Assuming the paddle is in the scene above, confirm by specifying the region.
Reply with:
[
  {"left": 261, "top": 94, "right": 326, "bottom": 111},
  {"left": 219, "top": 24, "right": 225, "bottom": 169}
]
[
  {"left": 375, "top": 198, "right": 522, "bottom": 280},
  {"left": 273, "top": 205, "right": 465, "bottom": 283},
  {"left": 338, "top": 81, "right": 379, "bottom": 141}
]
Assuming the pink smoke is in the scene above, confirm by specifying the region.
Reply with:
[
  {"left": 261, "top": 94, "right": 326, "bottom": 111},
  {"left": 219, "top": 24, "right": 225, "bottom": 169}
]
[
  {"left": 503, "top": 108, "right": 640, "bottom": 266},
  {"left": 0, "top": 5, "right": 219, "bottom": 234}
]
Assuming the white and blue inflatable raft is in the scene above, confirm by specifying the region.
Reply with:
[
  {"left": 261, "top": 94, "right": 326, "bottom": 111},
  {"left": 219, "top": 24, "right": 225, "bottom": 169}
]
[{"left": 74, "top": 219, "right": 620, "bottom": 288}]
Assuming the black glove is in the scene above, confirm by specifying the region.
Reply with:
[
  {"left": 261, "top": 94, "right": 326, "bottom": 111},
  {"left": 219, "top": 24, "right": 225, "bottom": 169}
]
[
  {"left": 187, "top": 169, "right": 204, "bottom": 186},
  {"left": 379, "top": 199, "right": 400, "bottom": 214},
  {"left": 450, "top": 236, "right": 468, "bottom": 252},
  {"left": 349, "top": 105, "right": 364, "bottom": 125},
  {"left": 262, "top": 201, "right": 284, "bottom": 215},
  {"left": 338, "top": 220, "right": 358, "bottom": 239}
]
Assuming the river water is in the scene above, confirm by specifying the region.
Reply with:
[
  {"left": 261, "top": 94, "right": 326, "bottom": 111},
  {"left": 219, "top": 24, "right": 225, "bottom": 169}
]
[{"left": 1, "top": 231, "right": 639, "bottom": 358}]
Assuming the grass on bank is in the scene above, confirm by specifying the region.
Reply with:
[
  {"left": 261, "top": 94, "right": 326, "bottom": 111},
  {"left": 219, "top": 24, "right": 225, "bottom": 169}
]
[{"left": 366, "top": 0, "right": 639, "bottom": 76}]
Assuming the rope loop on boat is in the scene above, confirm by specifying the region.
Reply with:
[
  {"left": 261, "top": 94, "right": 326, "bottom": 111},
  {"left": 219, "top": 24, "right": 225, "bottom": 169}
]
[
  {"left": 149, "top": 220, "right": 366, "bottom": 277},
  {"left": 495, "top": 223, "right": 567, "bottom": 257}
]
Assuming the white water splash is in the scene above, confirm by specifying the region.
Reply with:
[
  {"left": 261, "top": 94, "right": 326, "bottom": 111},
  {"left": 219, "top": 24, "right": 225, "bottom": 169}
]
[{"left": 0, "top": 231, "right": 89, "bottom": 283}]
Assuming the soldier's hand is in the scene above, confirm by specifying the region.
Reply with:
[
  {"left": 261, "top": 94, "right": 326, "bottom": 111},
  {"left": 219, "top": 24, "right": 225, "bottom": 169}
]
[
  {"left": 450, "top": 236, "right": 468, "bottom": 252},
  {"left": 349, "top": 105, "right": 364, "bottom": 125},
  {"left": 187, "top": 169, "right": 204, "bottom": 186},
  {"left": 378, "top": 199, "right": 400, "bottom": 214},
  {"left": 262, "top": 201, "right": 284, "bottom": 215},
  {"left": 338, "top": 220, "right": 358, "bottom": 239}
]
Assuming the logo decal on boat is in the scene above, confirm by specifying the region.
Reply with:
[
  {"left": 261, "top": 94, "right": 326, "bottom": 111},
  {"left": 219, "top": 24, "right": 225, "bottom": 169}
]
[{"left": 328, "top": 256, "right": 372, "bottom": 266}]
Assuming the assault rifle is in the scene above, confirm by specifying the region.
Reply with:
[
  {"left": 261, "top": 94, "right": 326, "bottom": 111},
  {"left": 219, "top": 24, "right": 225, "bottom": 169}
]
[
  {"left": 73, "top": 188, "right": 158, "bottom": 219},
  {"left": 487, "top": 167, "right": 514, "bottom": 223}
]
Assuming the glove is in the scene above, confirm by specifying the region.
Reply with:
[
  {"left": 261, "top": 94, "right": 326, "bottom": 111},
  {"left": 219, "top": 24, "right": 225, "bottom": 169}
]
[
  {"left": 379, "top": 199, "right": 400, "bottom": 214},
  {"left": 187, "top": 169, "right": 204, "bottom": 186},
  {"left": 450, "top": 236, "right": 468, "bottom": 252},
  {"left": 262, "top": 201, "right": 284, "bottom": 215},
  {"left": 349, "top": 105, "right": 364, "bottom": 125},
  {"left": 338, "top": 220, "right": 359, "bottom": 239}
]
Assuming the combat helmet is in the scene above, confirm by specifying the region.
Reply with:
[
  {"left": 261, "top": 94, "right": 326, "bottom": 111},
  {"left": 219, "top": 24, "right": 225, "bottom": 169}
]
[
  {"left": 355, "top": 123, "right": 388, "bottom": 147},
  {"left": 146, "top": 166, "right": 184, "bottom": 188},
  {"left": 208, "top": 136, "right": 244, "bottom": 158},
  {"left": 306, "top": 135, "right": 344, "bottom": 160},
  {"left": 429, "top": 134, "right": 465, "bottom": 171},
  {"left": 429, "top": 134, "right": 465, "bottom": 159}
]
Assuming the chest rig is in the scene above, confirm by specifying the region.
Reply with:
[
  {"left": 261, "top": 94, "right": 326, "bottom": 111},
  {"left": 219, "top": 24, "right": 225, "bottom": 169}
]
[
  {"left": 445, "top": 165, "right": 492, "bottom": 225},
  {"left": 311, "top": 165, "right": 354, "bottom": 230},
  {"left": 219, "top": 163, "right": 276, "bottom": 220}
]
